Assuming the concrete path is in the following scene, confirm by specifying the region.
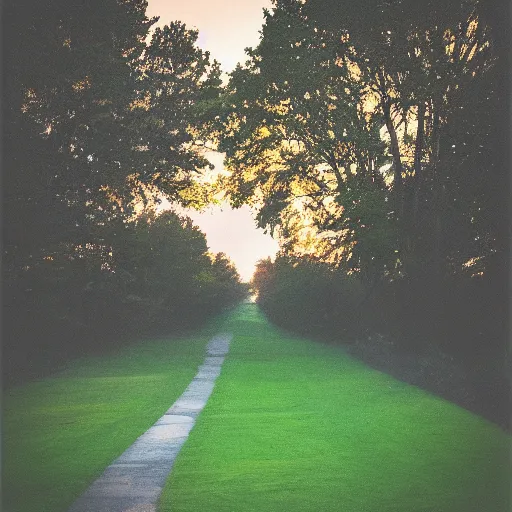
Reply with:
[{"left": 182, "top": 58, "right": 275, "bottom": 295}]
[{"left": 67, "top": 333, "right": 232, "bottom": 512}]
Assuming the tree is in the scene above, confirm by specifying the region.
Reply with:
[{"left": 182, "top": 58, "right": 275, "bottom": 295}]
[
  {"left": 3, "top": 0, "right": 223, "bottom": 271},
  {"left": 215, "top": 0, "right": 501, "bottom": 281},
  {"left": 129, "top": 22, "right": 223, "bottom": 207},
  {"left": 215, "top": 0, "right": 394, "bottom": 281},
  {"left": 2, "top": 0, "right": 232, "bottom": 382},
  {"left": 304, "top": 0, "right": 498, "bottom": 273},
  {"left": 3, "top": 0, "right": 151, "bottom": 268},
  {"left": 214, "top": 0, "right": 507, "bottom": 354},
  {"left": 108, "top": 212, "right": 246, "bottom": 329}
]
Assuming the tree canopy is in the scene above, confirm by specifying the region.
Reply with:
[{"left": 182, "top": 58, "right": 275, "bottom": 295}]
[
  {"left": 215, "top": 0, "right": 506, "bottom": 284},
  {"left": 225, "top": 0, "right": 509, "bottom": 357},
  {"left": 2, "top": 0, "right": 508, "bottom": 381},
  {"left": 2, "top": 0, "right": 246, "bottom": 384}
]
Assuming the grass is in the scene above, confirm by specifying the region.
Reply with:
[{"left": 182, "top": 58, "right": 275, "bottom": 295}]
[
  {"left": 160, "top": 303, "right": 511, "bottom": 512},
  {"left": 2, "top": 317, "right": 225, "bottom": 512}
]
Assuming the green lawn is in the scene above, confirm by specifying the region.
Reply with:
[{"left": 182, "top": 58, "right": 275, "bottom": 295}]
[
  {"left": 2, "top": 319, "right": 223, "bottom": 512},
  {"left": 160, "top": 303, "right": 510, "bottom": 512}
]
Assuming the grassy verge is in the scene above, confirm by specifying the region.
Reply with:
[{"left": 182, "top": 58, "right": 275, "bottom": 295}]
[
  {"left": 160, "top": 304, "right": 510, "bottom": 512},
  {"left": 2, "top": 318, "right": 224, "bottom": 512}
]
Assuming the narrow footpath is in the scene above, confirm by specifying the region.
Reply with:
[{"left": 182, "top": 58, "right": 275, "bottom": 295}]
[{"left": 67, "top": 333, "right": 232, "bottom": 512}]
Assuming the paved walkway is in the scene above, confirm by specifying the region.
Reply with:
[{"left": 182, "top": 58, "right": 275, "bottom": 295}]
[{"left": 67, "top": 333, "right": 232, "bottom": 512}]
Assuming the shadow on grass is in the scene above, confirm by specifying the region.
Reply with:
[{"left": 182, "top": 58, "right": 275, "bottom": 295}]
[{"left": 258, "top": 305, "right": 511, "bottom": 432}]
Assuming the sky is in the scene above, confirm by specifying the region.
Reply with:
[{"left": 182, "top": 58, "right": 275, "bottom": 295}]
[{"left": 146, "top": 0, "right": 278, "bottom": 282}]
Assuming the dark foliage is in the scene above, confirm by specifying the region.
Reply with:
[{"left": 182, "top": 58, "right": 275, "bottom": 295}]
[
  {"left": 253, "top": 256, "right": 365, "bottom": 337},
  {"left": 2, "top": 0, "right": 245, "bottom": 385},
  {"left": 220, "top": 0, "right": 509, "bottom": 370},
  {"left": 253, "top": 256, "right": 510, "bottom": 428},
  {"left": 3, "top": 211, "right": 247, "bottom": 385}
]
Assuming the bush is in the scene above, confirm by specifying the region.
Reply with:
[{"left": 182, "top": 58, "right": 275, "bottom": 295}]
[
  {"left": 2, "top": 211, "right": 248, "bottom": 385},
  {"left": 253, "top": 256, "right": 365, "bottom": 338}
]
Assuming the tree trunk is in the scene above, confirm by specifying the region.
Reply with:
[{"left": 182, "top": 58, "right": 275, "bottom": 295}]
[
  {"left": 430, "top": 103, "right": 443, "bottom": 278},
  {"left": 382, "top": 99, "right": 403, "bottom": 205},
  {"left": 328, "top": 152, "right": 345, "bottom": 192},
  {"left": 413, "top": 101, "right": 426, "bottom": 221}
]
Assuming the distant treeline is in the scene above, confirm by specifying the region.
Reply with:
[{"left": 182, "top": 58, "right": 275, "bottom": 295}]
[{"left": 2, "top": 0, "right": 246, "bottom": 385}]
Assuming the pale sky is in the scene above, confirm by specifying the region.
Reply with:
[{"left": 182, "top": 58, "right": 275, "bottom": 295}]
[
  {"left": 146, "top": 0, "right": 272, "bottom": 72},
  {"left": 146, "top": 0, "right": 278, "bottom": 281}
]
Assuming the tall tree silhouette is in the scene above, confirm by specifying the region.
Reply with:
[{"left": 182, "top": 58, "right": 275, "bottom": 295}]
[
  {"left": 2, "top": 0, "right": 241, "bottom": 383},
  {"left": 214, "top": 0, "right": 508, "bottom": 355}
]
